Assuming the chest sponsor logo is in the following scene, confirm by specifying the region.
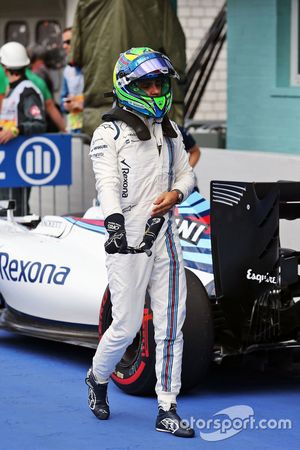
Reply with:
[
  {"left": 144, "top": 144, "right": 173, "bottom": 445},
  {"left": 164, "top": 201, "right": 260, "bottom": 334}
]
[
  {"left": 123, "top": 132, "right": 138, "bottom": 144},
  {"left": 0, "top": 252, "right": 70, "bottom": 285},
  {"left": 122, "top": 204, "right": 136, "bottom": 213},
  {"left": 92, "top": 144, "right": 108, "bottom": 151},
  {"left": 121, "top": 159, "right": 131, "bottom": 198},
  {"left": 90, "top": 141, "right": 108, "bottom": 159},
  {"left": 101, "top": 124, "right": 114, "bottom": 130},
  {"left": 92, "top": 152, "right": 104, "bottom": 158}
]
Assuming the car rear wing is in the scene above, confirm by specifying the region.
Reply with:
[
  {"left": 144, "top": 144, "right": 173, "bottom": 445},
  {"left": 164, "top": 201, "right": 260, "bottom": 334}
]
[
  {"left": 210, "top": 180, "right": 300, "bottom": 339},
  {"left": 254, "top": 181, "right": 300, "bottom": 220}
]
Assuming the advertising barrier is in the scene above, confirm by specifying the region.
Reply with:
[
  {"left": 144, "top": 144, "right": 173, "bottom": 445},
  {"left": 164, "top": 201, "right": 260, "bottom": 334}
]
[
  {"left": 0, "top": 133, "right": 95, "bottom": 217},
  {"left": 0, "top": 134, "right": 72, "bottom": 187}
]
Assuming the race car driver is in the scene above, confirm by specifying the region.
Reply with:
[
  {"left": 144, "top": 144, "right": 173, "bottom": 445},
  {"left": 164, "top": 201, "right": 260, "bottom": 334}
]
[
  {"left": 0, "top": 41, "right": 46, "bottom": 215},
  {"left": 87, "top": 47, "right": 195, "bottom": 438}
]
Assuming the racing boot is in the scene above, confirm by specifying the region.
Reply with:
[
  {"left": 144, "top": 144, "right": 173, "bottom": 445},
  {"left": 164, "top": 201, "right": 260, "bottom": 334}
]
[
  {"left": 85, "top": 368, "right": 110, "bottom": 420},
  {"left": 155, "top": 404, "right": 195, "bottom": 438}
]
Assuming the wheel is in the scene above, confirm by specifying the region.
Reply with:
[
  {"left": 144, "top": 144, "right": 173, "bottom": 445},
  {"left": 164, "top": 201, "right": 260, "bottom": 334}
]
[
  {"left": 181, "top": 269, "right": 214, "bottom": 390},
  {"left": 99, "top": 286, "right": 155, "bottom": 395},
  {"left": 99, "top": 269, "right": 213, "bottom": 395}
]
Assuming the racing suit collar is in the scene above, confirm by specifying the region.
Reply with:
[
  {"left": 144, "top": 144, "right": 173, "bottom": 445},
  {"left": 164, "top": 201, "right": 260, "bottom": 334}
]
[
  {"left": 123, "top": 106, "right": 177, "bottom": 138},
  {"left": 122, "top": 107, "right": 176, "bottom": 139},
  {"left": 102, "top": 105, "right": 177, "bottom": 140},
  {"left": 122, "top": 106, "right": 158, "bottom": 123}
]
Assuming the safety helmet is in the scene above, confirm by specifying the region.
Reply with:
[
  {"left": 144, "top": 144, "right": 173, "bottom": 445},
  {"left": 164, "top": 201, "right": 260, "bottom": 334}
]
[
  {"left": 0, "top": 42, "right": 30, "bottom": 69},
  {"left": 113, "top": 47, "right": 179, "bottom": 118}
]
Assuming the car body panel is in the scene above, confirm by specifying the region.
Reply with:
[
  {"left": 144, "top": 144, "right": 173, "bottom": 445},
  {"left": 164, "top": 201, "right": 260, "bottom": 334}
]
[{"left": 0, "top": 192, "right": 213, "bottom": 336}]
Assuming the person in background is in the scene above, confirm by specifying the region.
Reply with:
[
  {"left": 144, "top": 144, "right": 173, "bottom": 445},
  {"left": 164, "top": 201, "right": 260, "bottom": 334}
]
[
  {"left": 0, "top": 64, "right": 7, "bottom": 110},
  {"left": 0, "top": 64, "right": 66, "bottom": 133},
  {"left": 178, "top": 126, "right": 201, "bottom": 168},
  {"left": 70, "top": 0, "right": 186, "bottom": 136},
  {"left": 60, "top": 27, "right": 84, "bottom": 133},
  {"left": 27, "top": 43, "right": 65, "bottom": 132},
  {"left": 0, "top": 42, "right": 46, "bottom": 215},
  {"left": 87, "top": 47, "right": 195, "bottom": 438},
  {"left": 27, "top": 44, "right": 54, "bottom": 96},
  {"left": 178, "top": 126, "right": 201, "bottom": 191}
]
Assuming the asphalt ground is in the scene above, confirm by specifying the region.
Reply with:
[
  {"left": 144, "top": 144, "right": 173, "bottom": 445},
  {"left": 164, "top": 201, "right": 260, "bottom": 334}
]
[{"left": 1, "top": 329, "right": 300, "bottom": 450}]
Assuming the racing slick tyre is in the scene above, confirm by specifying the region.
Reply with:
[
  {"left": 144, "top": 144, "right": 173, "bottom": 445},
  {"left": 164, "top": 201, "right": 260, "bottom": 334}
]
[{"left": 99, "top": 268, "right": 213, "bottom": 395}]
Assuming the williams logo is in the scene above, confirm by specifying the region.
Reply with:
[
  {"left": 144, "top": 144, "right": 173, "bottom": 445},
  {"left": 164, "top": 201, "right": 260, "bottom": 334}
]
[
  {"left": 175, "top": 218, "right": 206, "bottom": 245},
  {"left": 0, "top": 252, "right": 70, "bottom": 285},
  {"left": 121, "top": 159, "right": 131, "bottom": 198}
]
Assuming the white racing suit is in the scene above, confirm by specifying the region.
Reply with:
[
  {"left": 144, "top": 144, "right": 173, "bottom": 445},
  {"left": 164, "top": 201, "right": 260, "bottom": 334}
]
[{"left": 89, "top": 114, "right": 195, "bottom": 408}]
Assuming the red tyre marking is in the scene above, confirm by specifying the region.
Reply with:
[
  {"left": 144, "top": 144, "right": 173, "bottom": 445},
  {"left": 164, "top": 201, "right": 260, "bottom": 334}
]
[
  {"left": 142, "top": 308, "right": 153, "bottom": 358},
  {"left": 98, "top": 287, "right": 110, "bottom": 339},
  {"left": 111, "top": 361, "right": 146, "bottom": 384}
]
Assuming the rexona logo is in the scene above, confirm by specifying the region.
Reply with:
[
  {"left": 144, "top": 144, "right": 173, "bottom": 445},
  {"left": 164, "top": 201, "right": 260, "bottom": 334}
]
[
  {"left": 0, "top": 252, "right": 70, "bottom": 285},
  {"left": 121, "top": 159, "right": 130, "bottom": 198}
]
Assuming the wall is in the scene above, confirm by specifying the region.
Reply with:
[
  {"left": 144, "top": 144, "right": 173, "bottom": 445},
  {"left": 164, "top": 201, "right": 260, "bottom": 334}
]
[
  {"left": 0, "top": 0, "right": 65, "bottom": 46},
  {"left": 227, "top": 0, "right": 300, "bottom": 154},
  {"left": 65, "top": 0, "right": 78, "bottom": 28},
  {"left": 177, "top": 0, "right": 227, "bottom": 121}
]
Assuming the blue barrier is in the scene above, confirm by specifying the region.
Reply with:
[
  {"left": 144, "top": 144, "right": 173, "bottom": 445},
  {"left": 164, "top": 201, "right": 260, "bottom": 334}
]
[{"left": 0, "top": 133, "right": 72, "bottom": 188}]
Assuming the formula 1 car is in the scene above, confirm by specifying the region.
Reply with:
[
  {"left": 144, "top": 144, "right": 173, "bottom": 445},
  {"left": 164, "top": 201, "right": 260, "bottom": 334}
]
[{"left": 0, "top": 180, "right": 299, "bottom": 396}]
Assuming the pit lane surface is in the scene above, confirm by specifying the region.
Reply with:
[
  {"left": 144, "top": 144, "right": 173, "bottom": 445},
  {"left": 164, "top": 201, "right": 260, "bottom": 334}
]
[{"left": 1, "top": 329, "right": 299, "bottom": 450}]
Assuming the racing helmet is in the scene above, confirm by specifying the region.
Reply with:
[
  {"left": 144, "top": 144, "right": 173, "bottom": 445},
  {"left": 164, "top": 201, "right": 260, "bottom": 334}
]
[
  {"left": 0, "top": 42, "right": 30, "bottom": 69},
  {"left": 113, "top": 47, "right": 179, "bottom": 118}
]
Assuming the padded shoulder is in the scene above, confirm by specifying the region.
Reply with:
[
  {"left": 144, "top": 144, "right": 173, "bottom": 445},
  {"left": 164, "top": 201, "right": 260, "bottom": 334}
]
[{"left": 102, "top": 106, "right": 177, "bottom": 140}]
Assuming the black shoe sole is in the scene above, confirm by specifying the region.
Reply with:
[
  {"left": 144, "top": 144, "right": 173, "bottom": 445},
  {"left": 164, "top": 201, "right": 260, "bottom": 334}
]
[
  {"left": 156, "top": 427, "right": 195, "bottom": 438},
  {"left": 91, "top": 409, "right": 110, "bottom": 420}
]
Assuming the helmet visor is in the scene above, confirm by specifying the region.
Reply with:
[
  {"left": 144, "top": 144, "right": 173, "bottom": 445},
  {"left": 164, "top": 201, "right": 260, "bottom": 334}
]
[
  {"left": 118, "top": 55, "right": 179, "bottom": 87},
  {"left": 129, "top": 75, "right": 171, "bottom": 96}
]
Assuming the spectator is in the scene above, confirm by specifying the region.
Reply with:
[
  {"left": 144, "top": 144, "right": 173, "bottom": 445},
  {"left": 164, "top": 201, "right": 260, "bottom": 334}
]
[
  {"left": 178, "top": 126, "right": 201, "bottom": 168},
  {"left": 60, "top": 27, "right": 84, "bottom": 133},
  {"left": 0, "top": 63, "right": 65, "bottom": 133},
  {"left": 178, "top": 126, "right": 200, "bottom": 191},
  {"left": 0, "top": 42, "right": 46, "bottom": 215},
  {"left": 0, "top": 65, "right": 7, "bottom": 110},
  {"left": 28, "top": 68, "right": 66, "bottom": 132},
  {"left": 27, "top": 44, "right": 54, "bottom": 96}
]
